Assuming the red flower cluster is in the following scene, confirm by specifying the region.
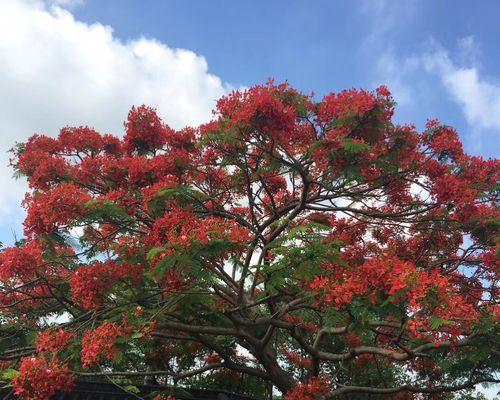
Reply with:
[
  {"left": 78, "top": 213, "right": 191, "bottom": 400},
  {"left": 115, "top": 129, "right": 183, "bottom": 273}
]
[
  {"left": 310, "top": 255, "right": 418, "bottom": 309},
  {"left": 318, "top": 88, "right": 378, "bottom": 122},
  {"left": 204, "top": 353, "right": 223, "bottom": 364},
  {"left": 285, "top": 376, "right": 330, "bottom": 400},
  {"left": 0, "top": 241, "right": 43, "bottom": 282},
  {"left": 59, "top": 126, "right": 112, "bottom": 155},
  {"left": 423, "top": 121, "right": 463, "bottom": 161},
  {"left": 23, "top": 182, "right": 91, "bottom": 236},
  {"left": 213, "top": 81, "right": 316, "bottom": 157},
  {"left": 124, "top": 105, "right": 172, "bottom": 155},
  {"left": 148, "top": 208, "right": 249, "bottom": 249},
  {"left": 282, "top": 348, "right": 312, "bottom": 368},
  {"left": 310, "top": 255, "right": 478, "bottom": 342},
  {"left": 70, "top": 260, "right": 134, "bottom": 310},
  {"left": 12, "top": 356, "right": 74, "bottom": 400},
  {"left": 283, "top": 314, "right": 317, "bottom": 333},
  {"left": 35, "top": 328, "right": 75, "bottom": 354},
  {"left": 216, "top": 82, "right": 297, "bottom": 137},
  {"left": 81, "top": 322, "right": 126, "bottom": 368},
  {"left": 15, "top": 134, "right": 67, "bottom": 190},
  {"left": 345, "top": 332, "right": 363, "bottom": 347}
]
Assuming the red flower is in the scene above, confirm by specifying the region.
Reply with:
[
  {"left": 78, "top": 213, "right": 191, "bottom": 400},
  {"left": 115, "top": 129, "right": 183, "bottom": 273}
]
[
  {"left": 23, "top": 183, "right": 91, "bottom": 236},
  {"left": 318, "top": 88, "right": 378, "bottom": 123},
  {"left": 70, "top": 260, "right": 135, "bottom": 310},
  {"left": 204, "top": 353, "right": 223, "bottom": 364},
  {"left": 0, "top": 241, "right": 43, "bottom": 282},
  {"left": 124, "top": 105, "right": 171, "bottom": 155},
  {"left": 81, "top": 322, "right": 126, "bottom": 367},
  {"left": 35, "top": 328, "right": 75, "bottom": 354},
  {"left": 282, "top": 348, "right": 312, "bottom": 368},
  {"left": 13, "top": 356, "right": 74, "bottom": 400},
  {"left": 285, "top": 376, "right": 330, "bottom": 400}
]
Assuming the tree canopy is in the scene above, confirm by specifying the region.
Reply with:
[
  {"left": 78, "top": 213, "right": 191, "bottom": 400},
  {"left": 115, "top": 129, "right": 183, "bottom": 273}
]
[{"left": 1, "top": 81, "right": 499, "bottom": 400}]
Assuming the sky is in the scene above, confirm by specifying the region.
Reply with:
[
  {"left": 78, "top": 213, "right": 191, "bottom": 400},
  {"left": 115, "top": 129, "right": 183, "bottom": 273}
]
[
  {"left": 0, "top": 0, "right": 498, "bottom": 397},
  {"left": 0, "top": 0, "right": 499, "bottom": 240}
]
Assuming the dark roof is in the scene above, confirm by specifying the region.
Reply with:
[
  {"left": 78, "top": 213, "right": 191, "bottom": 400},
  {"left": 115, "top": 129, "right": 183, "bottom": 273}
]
[{"left": 0, "top": 381, "right": 258, "bottom": 400}]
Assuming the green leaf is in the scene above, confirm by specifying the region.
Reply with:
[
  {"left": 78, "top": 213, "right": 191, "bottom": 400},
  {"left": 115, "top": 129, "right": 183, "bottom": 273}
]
[
  {"left": 343, "top": 139, "right": 371, "bottom": 155},
  {"left": 429, "top": 316, "right": 454, "bottom": 329},
  {"left": 131, "top": 331, "right": 144, "bottom": 339},
  {"left": 147, "top": 247, "right": 166, "bottom": 261},
  {"left": 123, "top": 385, "right": 140, "bottom": 394},
  {"left": 1, "top": 369, "right": 19, "bottom": 381},
  {"left": 83, "top": 200, "right": 132, "bottom": 225},
  {"left": 153, "top": 253, "right": 179, "bottom": 280}
]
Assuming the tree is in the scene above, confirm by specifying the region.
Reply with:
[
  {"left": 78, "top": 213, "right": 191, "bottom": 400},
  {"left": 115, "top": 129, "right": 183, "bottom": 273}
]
[{"left": 0, "top": 81, "right": 498, "bottom": 400}]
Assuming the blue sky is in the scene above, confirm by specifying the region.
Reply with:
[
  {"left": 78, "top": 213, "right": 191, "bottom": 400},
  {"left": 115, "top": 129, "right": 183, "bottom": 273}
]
[
  {"left": 0, "top": 0, "right": 499, "bottom": 247},
  {"left": 73, "top": 0, "right": 500, "bottom": 90},
  {"left": 71, "top": 0, "right": 500, "bottom": 155}
]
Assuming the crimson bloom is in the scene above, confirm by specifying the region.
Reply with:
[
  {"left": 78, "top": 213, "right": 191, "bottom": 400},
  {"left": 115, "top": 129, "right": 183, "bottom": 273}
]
[{"left": 1, "top": 81, "right": 498, "bottom": 399}]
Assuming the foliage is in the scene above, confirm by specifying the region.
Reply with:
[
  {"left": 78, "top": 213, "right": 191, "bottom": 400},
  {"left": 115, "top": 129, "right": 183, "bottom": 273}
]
[{"left": 0, "top": 82, "right": 498, "bottom": 399}]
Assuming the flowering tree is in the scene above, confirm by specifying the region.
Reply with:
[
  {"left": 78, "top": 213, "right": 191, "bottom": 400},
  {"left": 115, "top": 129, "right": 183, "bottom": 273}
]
[{"left": 0, "top": 82, "right": 498, "bottom": 400}]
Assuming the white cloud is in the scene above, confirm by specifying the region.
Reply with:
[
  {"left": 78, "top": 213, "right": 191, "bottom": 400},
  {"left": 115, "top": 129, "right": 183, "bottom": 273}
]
[
  {"left": 362, "top": 3, "right": 500, "bottom": 142},
  {"left": 421, "top": 40, "right": 500, "bottom": 132},
  {"left": 0, "top": 0, "right": 229, "bottom": 218},
  {"left": 374, "top": 38, "right": 500, "bottom": 149}
]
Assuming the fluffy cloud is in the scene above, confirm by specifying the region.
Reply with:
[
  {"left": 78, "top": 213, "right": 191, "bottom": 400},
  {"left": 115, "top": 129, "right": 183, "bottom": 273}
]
[
  {"left": 363, "top": 1, "right": 500, "bottom": 140},
  {"left": 421, "top": 40, "right": 500, "bottom": 132},
  {"left": 375, "top": 38, "right": 500, "bottom": 151},
  {"left": 0, "top": 0, "right": 229, "bottom": 219}
]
